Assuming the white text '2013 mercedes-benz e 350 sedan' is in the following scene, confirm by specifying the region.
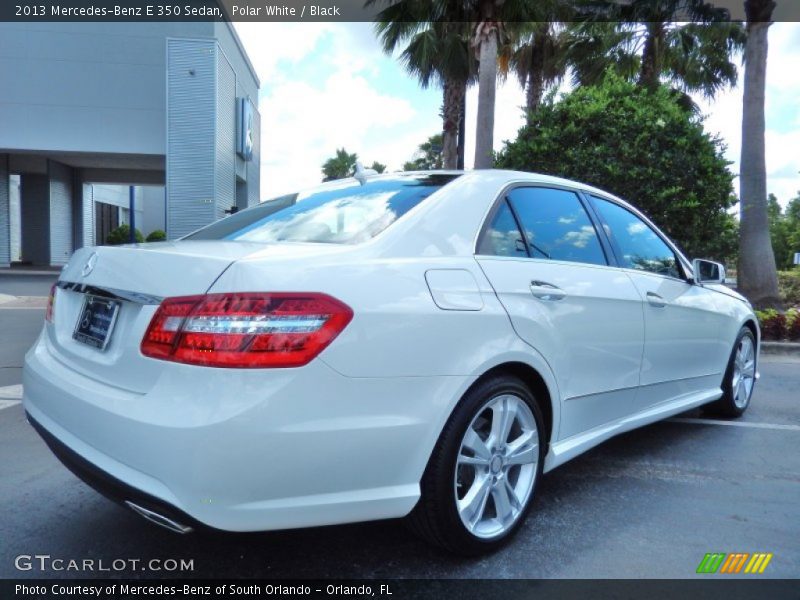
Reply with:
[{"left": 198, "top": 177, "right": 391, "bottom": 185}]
[{"left": 24, "top": 170, "right": 758, "bottom": 554}]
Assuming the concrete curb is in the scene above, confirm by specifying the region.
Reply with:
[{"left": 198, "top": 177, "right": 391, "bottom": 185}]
[
  {"left": 0, "top": 270, "right": 60, "bottom": 276},
  {"left": 761, "top": 341, "right": 800, "bottom": 357}
]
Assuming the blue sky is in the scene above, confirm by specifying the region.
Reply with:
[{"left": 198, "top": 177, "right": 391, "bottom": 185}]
[{"left": 234, "top": 22, "right": 800, "bottom": 207}]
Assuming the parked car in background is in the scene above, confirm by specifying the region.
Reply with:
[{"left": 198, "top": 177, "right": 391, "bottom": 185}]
[{"left": 24, "top": 170, "right": 758, "bottom": 554}]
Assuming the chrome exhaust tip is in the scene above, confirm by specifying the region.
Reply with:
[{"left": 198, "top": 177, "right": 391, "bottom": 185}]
[{"left": 125, "top": 501, "right": 194, "bottom": 534}]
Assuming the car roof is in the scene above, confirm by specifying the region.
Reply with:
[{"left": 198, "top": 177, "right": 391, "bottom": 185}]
[{"left": 400, "top": 168, "right": 628, "bottom": 205}]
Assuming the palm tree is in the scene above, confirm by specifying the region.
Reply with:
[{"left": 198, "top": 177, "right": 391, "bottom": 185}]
[
  {"left": 404, "top": 133, "right": 444, "bottom": 170},
  {"left": 321, "top": 148, "right": 358, "bottom": 182},
  {"left": 501, "top": 22, "right": 571, "bottom": 122},
  {"left": 472, "top": 0, "right": 569, "bottom": 168},
  {"left": 371, "top": 1, "right": 474, "bottom": 169},
  {"left": 738, "top": 0, "right": 781, "bottom": 308},
  {"left": 567, "top": 2, "right": 746, "bottom": 101}
]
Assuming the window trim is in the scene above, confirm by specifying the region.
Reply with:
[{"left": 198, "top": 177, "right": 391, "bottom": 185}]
[
  {"left": 585, "top": 193, "right": 693, "bottom": 283},
  {"left": 475, "top": 182, "right": 612, "bottom": 267}
]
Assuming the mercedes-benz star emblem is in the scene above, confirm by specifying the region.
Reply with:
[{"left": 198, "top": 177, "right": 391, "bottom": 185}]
[{"left": 81, "top": 252, "right": 98, "bottom": 277}]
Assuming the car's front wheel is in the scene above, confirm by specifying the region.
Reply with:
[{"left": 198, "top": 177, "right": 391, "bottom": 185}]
[
  {"left": 707, "top": 326, "right": 757, "bottom": 418},
  {"left": 407, "top": 374, "right": 544, "bottom": 555}
]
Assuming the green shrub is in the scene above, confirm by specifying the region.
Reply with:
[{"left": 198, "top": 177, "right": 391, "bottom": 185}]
[
  {"left": 496, "top": 73, "right": 738, "bottom": 263},
  {"left": 787, "top": 310, "right": 800, "bottom": 342},
  {"left": 145, "top": 229, "right": 167, "bottom": 242},
  {"left": 777, "top": 269, "right": 800, "bottom": 308},
  {"left": 756, "top": 308, "right": 800, "bottom": 341},
  {"left": 106, "top": 224, "right": 144, "bottom": 245}
]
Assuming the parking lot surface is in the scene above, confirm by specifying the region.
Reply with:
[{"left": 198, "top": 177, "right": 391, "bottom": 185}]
[{"left": 0, "top": 286, "right": 797, "bottom": 579}]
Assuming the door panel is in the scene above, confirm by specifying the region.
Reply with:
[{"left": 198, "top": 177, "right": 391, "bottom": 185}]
[
  {"left": 476, "top": 187, "right": 645, "bottom": 439},
  {"left": 478, "top": 258, "right": 644, "bottom": 438},
  {"left": 589, "top": 195, "right": 728, "bottom": 409},
  {"left": 625, "top": 272, "right": 728, "bottom": 402}
]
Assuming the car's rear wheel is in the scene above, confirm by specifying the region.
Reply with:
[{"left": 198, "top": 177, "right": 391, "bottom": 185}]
[
  {"left": 406, "top": 374, "right": 544, "bottom": 555},
  {"left": 707, "top": 327, "right": 757, "bottom": 418}
]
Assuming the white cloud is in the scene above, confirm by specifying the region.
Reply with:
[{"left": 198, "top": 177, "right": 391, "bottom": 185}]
[
  {"left": 235, "top": 22, "right": 439, "bottom": 198},
  {"left": 233, "top": 22, "right": 334, "bottom": 83},
  {"left": 259, "top": 72, "right": 418, "bottom": 196}
]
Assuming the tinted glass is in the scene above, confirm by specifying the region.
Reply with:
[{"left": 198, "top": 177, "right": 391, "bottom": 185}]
[
  {"left": 477, "top": 200, "right": 528, "bottom": 257},
  {"left": 592, "top": 196, "right": 681, "bottom": 278},
  {"left": 507, "top": 187, "right": 606, "bottom": 266},
  {"left": 184, "top": 174, "right": 459, "bottom": 244}
]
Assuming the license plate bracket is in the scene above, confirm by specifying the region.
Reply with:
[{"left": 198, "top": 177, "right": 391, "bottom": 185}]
[{"left": 73, "top": 295, "right": 121, "bottom": 350}]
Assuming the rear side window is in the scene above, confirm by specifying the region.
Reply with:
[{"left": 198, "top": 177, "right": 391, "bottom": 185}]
[
  {"left": 504, "top": 187, "right": 607, "bottom": 266},
  {"left": 477, "top": 200, "right": 528, "bottom": 258},
  {"left": 591, "top": 196, "right": 681, "bottom": 279},
  {"left": 184, "top": 174, "right": 460, "bottom": 244}
]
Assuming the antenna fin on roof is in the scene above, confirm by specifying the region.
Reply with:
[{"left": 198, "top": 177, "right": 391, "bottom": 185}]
[{"left": 353, "top": 161, "right": 377, "bottom": 186}]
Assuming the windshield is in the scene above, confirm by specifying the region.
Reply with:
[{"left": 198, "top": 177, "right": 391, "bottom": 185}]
[{"left": 184, "top": 174, "right": 460, "bottom": 244}]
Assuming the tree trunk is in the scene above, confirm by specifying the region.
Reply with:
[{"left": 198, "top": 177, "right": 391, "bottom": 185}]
[
  {"left": 739, "top": 17, "right": 781, "bottom": 309},
  {"left": 638, "top": 22, "right": 664, "bottom": 90},
  {"left": 525, "top": 28, "right": 547, "bottom": 122},
  {"left": 474, "top": 27, "right": 498, "bottom": 169},
  {"left": 442, "top": 79, "right": 465, "bottom": 170}
]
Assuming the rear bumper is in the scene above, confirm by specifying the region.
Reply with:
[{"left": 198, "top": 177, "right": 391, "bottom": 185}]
[
  {"left": 24, "top": 332, "right": 473, "bottom": 532},
  {"left": 27, "top": 412, "right": 202, "bottom": 533}
]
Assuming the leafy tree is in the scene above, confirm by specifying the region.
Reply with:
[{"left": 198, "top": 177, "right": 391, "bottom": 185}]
[
  {"left": 495, "top": 74, "right": 737, "bottom": 262},
  {"left": 322, "top": 148, "right": 358, "bottom": 182},
  {"left": 369, "top": 161, "right": 387, "bottom": 174},
  {"left": 403, "top": 134, "right": 444, "bottom": 171},
  {"left": 739, "top": 0, "right": 780, "bottom": 308},
  {"left": 106, "top": 224, "right": 143, "bottom": 245},
  {"left": 770, "top": 192, "right": 800, "bottom": 270}
]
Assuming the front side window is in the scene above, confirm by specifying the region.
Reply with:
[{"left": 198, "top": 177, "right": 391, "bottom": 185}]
[
  {"left": 592, "top": 196, "right": 682, "bottom": 279},
  {"left": 506, "top": 187, "right": 607, "bottom": 266},
  {"left": 185, "top": 174, "right": 460, "bottom": 244}
]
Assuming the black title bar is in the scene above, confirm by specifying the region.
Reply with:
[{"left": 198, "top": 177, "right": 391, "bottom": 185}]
[{"left": 3, "top": 0, "right": 800, "bottom": 22}]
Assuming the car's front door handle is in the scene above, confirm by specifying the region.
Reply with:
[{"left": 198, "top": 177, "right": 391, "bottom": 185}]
[
  {"left": 646, "top": 291, "right": 667, "bottom": 308},
  {"left": 530, "top": 281, "right": 566, "bottom": 301}
]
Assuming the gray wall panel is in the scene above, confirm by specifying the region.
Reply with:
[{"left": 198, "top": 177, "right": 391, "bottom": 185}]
[
  {"left": 82, "top": 183, "right": 95, "bottom": 248},
  {"left": 0, "top": 22, "right": 214, "bottom": 155},
  {"left": 248, "top": 107, "right": 261, "bottom": 207},
  {"left": 166, "top": 38, "right": 216, "bottom": 239},
  {"left": 9, "top": 175, "right": 21, "bottom": 263},
  {"left": 216, "top": 52, "right": 236, "bottom": 219},
  {"left": 0, "top": 155, "right": 9, "bottom": 266},
  {"left": 49, "top": 161, "right": 74, "bottom": 266}
]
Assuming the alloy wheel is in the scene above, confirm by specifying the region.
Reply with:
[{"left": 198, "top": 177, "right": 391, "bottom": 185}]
[
  {"left": 732, "top": 335, "right": 756, "bottom": 409},
  {"left": 454, "top": 394, "right": 539, "bottom": 539}
]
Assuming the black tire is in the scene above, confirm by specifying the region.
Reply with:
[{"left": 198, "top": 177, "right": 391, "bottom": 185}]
[
  {"left": 406, "top": 374, "right": 545, "bottom": 555},
  {"left": 706, "top": 327, "right": 757, "bottom": 418}
]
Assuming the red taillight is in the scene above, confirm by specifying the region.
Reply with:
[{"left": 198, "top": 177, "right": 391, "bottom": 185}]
[
  {"left": 140, "top": 293, "right": 353, "bottom": 368},
  {"left": 45, "top": 283, "right": 57, "bottom": 323}
]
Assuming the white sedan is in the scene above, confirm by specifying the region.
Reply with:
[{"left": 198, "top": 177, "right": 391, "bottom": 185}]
[{"left": 23, "top": 170, "right": 758, "bottom": 554}]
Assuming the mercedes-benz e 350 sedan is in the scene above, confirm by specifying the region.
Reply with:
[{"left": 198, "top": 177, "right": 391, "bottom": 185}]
[{"left": 24, "top": 170, "right": 758, "bottom": 554}]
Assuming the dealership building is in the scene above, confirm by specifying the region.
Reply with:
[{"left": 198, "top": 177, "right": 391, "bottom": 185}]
[{"left": 0, "top": 20, "right": 261, "bottom": 267}]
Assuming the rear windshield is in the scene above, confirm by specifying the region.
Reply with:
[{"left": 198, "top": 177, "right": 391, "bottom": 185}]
[{"left": 184, "top": 174, "right": 460, "bottom": 244}]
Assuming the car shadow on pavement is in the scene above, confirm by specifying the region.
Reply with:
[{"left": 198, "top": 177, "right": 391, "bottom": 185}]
[{"left": 9, "top": 414, "right": 721, "bottom": 580}]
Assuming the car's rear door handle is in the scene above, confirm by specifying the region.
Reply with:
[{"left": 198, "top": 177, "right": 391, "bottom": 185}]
[
  {"left": 646, "top": 291, "right": 667, "bottom": 308},
  {"left": 530, "top": 281, "right": 566, "bottom": 301}
]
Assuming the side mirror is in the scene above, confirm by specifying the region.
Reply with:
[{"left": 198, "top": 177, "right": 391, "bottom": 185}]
[{"left": 692, "top": 258, "right": 726, "bottom": 285}]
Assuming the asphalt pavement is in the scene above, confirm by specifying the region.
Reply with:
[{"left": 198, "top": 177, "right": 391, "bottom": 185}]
[{"left": 0, "top": 283, "right": 797, "bottom": 580}]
